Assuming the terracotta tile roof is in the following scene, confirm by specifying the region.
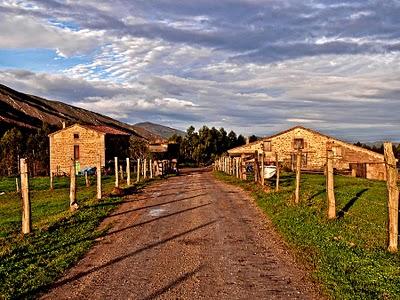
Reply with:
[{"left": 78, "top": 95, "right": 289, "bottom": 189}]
[{"left": 85, "top": 125, "right": 130, "bottom": 135}]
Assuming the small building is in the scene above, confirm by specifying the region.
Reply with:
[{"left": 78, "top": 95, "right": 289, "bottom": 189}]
[
  {"left": 149, "top": 139, "right": 180, "bottom": 160},
  {"left": 228, "top": 126, "right": 386, "bottom": 180},
  {"left": 49, "top": 124, "right": 131, "bottom": 175}
]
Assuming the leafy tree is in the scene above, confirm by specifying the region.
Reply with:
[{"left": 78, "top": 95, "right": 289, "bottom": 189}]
[
  {"left": 0, "top": 128, "right": 23, "bottom": 176},
  {"left": 129, "top": 137, "right": 149, "bottom": 160}
]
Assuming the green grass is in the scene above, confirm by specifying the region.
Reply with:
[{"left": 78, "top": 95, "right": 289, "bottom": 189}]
[
  {"left": 214, "top": 171, "right": 400, "bottom": 300},
  {"left": 0, "top": 174, "right": 153, "bottom": 299}
]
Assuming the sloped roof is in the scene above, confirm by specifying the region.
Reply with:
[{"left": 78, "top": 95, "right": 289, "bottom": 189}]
[
  {"left": 85, "top": 125, "right": 130, "bottom": 135},
  {"left": 49, "top": 123, "right": 131, "bottom": 136}
]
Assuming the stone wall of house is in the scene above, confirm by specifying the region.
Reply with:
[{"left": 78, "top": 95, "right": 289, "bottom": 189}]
[
  {"left": 228, "top": 127, "right": 386, "bottom": 180},
  {"left": 49, "top": 125, "right": 105, "bottom": 175}
]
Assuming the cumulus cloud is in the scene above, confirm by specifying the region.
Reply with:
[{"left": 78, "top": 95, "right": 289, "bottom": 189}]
[{"left": 0, "top": 0, "right": 400, "bottom": 141}]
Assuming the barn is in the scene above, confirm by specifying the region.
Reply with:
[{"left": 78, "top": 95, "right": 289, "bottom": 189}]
[
  {"left": 228, "top": 126, "right": 386, "bottom": 180},
  {"left": 49, "top": 124, "right": 131, "bottom": 175}
]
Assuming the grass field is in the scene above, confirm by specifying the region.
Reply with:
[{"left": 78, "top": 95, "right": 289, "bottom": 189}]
[
  {"left": 0, "top": 174, "right": 150, "bottom": 299},
  {"left": 215, "top": 171, "right": 400, "bottom": 300}
]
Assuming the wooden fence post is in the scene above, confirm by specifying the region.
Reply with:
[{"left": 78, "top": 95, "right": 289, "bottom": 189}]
[
  {"left": 144, "top": 158, "right": 148, "bottom": 179},
  {"left": 254, "top": 151, "right": 259, "bottom": 183},
  {"left": 150, "top": 159, "right": 153, "bottom": 179},
  {"left": 50, "top": 172, "right": 53, "bottom": 191},
  {"left": 126, "top": 158, "right": 131, "bottom": 186},
  {"left": 16, "top": 177, "right": 20, "bottom": 193},
  {"left": 85, "top": 171, "right": 90, "bottom": 187},
  {"left": 137, "top": 158, "right": 140, "bottom": 183},
  {"left": 275, "top": 153, "right": 280, "bottom": 192},
  {"left": 384, "top": 142, "right": 399, "bottom": 253},
  {"left": 241, "top": 154, "right": 246, "bottom": 180},
  {"left": 326, "top": 147, "right": 336, "bottom": 219},
  {"left": 114, "top": 157, "right": 119, "bottom": 188},
  {"left": 120, "top": 165, "right": 124, "bottom": 182},
  {"left": 70, "top": 159, "right": 78, "bottom": 211},
  {"left": 97, "top": 155, "right": 102, "bottom": 200},
  {"left": 261, "top": 143, "right": 265, "bottom": 186},
  {"left": 20, "top": 158, "right": 31, "bottom": 234},
  {"left": 295, "top": 150, "right": 302, "bottom": 204}
]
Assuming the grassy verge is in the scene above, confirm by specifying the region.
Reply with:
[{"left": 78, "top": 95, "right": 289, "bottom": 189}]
[
  {"left": 214, "top": 171, "right": 400, "bottom": 300},
  {"left": 0, "top": 174, "right": 154, "bottom": 299}
]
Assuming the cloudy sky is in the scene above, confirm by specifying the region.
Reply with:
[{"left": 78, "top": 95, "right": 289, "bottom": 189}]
[{"left": 0, "top": 0, "right": 399, "bottom": 141}]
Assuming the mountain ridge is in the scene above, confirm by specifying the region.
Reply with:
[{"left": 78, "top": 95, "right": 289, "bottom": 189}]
[{"left": 0, "top": 84, "right": 164, "bottom": 141}]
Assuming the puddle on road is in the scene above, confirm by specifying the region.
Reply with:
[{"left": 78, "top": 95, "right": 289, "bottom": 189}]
[{"left": 148, "top": 208, "right": 166, "bottom": 217}]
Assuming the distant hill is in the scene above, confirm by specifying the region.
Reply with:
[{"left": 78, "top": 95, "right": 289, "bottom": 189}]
[
  {"left": 135, "top": 122, "right": 185, "bottom": 139},
  {"left": 0, "top": 84, "right": 161, "bottom": 141}
]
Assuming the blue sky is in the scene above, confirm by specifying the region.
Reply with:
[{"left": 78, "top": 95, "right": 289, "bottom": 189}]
[{"left": 0, "top": 0, "right": 399, "bottom": 142}]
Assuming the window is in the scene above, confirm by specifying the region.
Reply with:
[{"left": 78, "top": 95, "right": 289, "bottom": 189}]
[
  {"left": 74, "top": 133, "right": 79, "bottom": 139},
  {"left": 74, "top": 145, "right": 80, "bottom": 160},
  {"left": 294, "top": 138, "right": 304, "bottom": 150},
  {"left": 263, "top": 141, "right": 272, "bottom": 152}
]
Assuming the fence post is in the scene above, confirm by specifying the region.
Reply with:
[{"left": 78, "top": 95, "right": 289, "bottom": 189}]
[
  {"left": 126, "top": 158, "right": 131, "bottom": 186},
  {"left": 70, "top": 159, "right": 78, "bottom": 211},
  {"left": 114, "top": 157, "right": 119, "bottom": 188},
  {"left": 20, "top": 158, "right": 31, "bottom": 234},
  {"left": 120, "top": 165, "right": 124, "bottom": 182},
  {"left": 326, "top": 147, "right": 336, "bottom": 219},
  {"left": 295, "top": 149, "right": 302, "bottom": 204},
  {"left": 16, "top": 177, "right": 20, "bottom": 193},
  {"left": 50, "top": 171, "right": 54, "bottom": 190},
  {"left": 85, "top": 171, "right": 90, "bottom": 187},
  {"left": 384, "top": 142, "right": 399, "bottom": 253},
  {"left": 97, "top": 155, "right": 102, "bottom": 200},
  {"left": 254, "top": 151, "right": 259, "bottom": 183},
  {"left": 261, "top": 143, "right": 265, "bottom": 186},
  {"left": 144, "top": 158, "right": 148, "bottom": 179},
  {"left": 275, "top": 153, "right": 280, "bottom": 192},
  {"left": 150, "top": 159, "right": 153, "bottom": 179},
  {"left": 137, "top": 158, "right": 140, "bottom": 183}
]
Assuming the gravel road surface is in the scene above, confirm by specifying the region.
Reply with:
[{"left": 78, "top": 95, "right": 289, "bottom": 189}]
[{"left": 42, "top": 168, "right": 321, "bottom": 300}]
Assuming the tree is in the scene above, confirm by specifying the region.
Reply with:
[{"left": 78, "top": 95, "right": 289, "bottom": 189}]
[
  {"left": 129, "top": 137, "right": 149, "bottom": 160},
  {"left": 0, "top": 128, "right": 23, "bottom": 176}
]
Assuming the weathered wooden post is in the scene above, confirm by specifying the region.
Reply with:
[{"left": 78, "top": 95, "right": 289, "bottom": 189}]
[
  {"left": 295, "top": 150, "right": 302, "bottom": 204},
  {"left": 144, "top": 158, "right": 148, "bottom": 179},
  {"left": 85, "top": 171, "right": 90, "bottom": 187},
  {"left": 326, "top": 147, "right": 336, "bottom": 219},
  {"left": 254, "top": 151, "right": 259, "bottom": 183},
  {"left": 384, "top": 142, "right": 399, "bottom": 253},
  {"left": 150, "top": 159, "right": 153, "bottom": 179},
  {"left": 126, "top": 157, "right": 131, "bottom": 186},
  {"left": 50, "top": 171, "right": 54, "bottom": 190},
  {"left": 114, "top": 157, "right": 119, "bottom": 188},
  {"left": 16, "top": 177, "right": 20, "bottom": 193},
  {"left": 97, "top": 155, "right": 102, "bottom": 200},
  {"left": 70, "top": 159, "right": 78, "bottom": 211},
  {"left": 136, "top": 158, "right": 140, "bottom": 183},
  {"left": 119, "top": 165, "right": 124, "bottom": 182},
  {"left": 261, "top": 143, "right": 265, "bottom": 186},
  {"left": 275, "top": 153, "right": 280, "bottom": 192},
  {"left": 20, "top": 158, "right": 31, "bottom": 234}
]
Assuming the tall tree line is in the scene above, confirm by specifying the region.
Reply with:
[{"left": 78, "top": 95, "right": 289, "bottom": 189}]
[
  {"left": 0, "top": 124, "right": 50, "bottom": 176},
  {"left": 169, "top": 125, "right": 256, "bottom": 166}
]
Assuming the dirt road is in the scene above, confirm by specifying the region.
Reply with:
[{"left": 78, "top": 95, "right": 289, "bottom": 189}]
[{"left": 42, "top": 169, "right": 320, "bottom": 300}]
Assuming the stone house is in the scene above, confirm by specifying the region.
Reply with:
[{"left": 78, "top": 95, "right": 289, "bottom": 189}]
[
  {"left": 228, "top": 126, "right": 386, "bottom": 180},
  {"left": 49, "top": 124, "right": 131, "bottom": 175}
]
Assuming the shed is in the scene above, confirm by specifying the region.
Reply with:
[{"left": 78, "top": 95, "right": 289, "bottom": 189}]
[
  {"left": 228, "top": 126, "right": 386, "bottom": 180},
  {"left": 49, "top": 124, "right": 131, "bottom": 175}
]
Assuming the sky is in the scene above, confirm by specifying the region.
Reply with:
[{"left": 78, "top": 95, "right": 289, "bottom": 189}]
[{"left": 0, "top": 0, "right": 399, "bottom": 142}]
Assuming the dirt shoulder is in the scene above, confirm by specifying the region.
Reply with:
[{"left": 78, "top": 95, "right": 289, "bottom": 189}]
[{"left": 42, "top": 169, "right": 322, "bottom": 299}]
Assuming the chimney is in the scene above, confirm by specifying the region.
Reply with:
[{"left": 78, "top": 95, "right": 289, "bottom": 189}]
[{"left": 62, "top": 121, "right": 66, "bottom": 129}]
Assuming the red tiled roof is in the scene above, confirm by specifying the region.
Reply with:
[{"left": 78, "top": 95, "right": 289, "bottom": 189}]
[{"left": 85, "top": 125, "right": 130, "bottom": 135}]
